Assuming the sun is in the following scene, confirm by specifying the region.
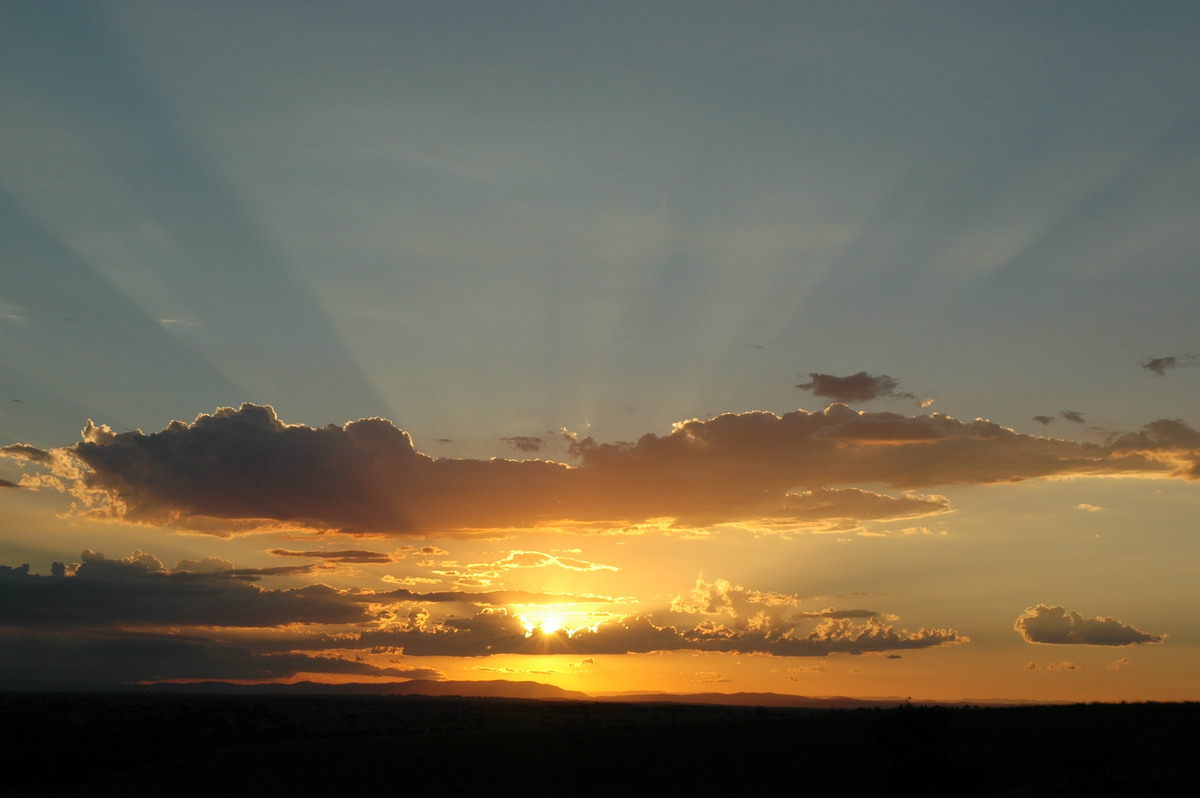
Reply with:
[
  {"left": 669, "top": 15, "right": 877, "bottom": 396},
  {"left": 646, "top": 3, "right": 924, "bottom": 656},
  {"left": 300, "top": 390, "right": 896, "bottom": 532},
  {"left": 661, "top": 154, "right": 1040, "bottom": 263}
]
[{"left": 517, "top": 611, "right": 567, "bottom": 638}]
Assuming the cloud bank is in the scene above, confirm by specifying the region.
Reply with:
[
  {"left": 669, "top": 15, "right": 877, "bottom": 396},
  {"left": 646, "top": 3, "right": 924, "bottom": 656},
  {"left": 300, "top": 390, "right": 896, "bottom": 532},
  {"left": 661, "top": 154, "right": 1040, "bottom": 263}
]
[
  {"left": 5, "top": 403, "right": 1198, "bottom": 536},
  {"left": 0, "top": 554, "right": 965, "bottom": 683}
]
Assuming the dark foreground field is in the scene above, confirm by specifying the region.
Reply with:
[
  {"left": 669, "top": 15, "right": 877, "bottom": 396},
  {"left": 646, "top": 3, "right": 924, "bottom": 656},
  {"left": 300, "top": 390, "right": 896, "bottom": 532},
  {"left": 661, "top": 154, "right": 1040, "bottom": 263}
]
[{"left": 2, "top": 692, "right": 1196, "bottom": 796}]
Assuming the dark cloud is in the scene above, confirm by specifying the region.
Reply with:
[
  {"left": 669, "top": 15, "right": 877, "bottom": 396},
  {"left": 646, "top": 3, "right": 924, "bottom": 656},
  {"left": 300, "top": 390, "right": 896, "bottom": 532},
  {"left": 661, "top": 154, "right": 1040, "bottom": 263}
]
[
  {"left": 1013, "top": 604, "right": 1165, "bottom": 646},
  {"left": 1142, "top": 354, "right": 1199, "bottom": 375},
  {"left": 501, "top": 436, "right": 544, "bottom": 453},
  {"left": 0, "top": 629, "right": 443, "bottom": 684},
  {"left": 0, "top": 551, "right": 371, "bottom": 629},
  {"left": 796, "top": 371, "right": 916, "bottom": 403},
  {"left": 1032, "top": 415, "right": 1055, "bottom": 425},
  {"left": 6, "top": 403, "right": 1198, "bottom": 537},
  {"left": 0, "top": 478, "right": 20, "bottom": 488},
  {"left": 1060, "top": 410, "right": 1086, "bottom": 424}
]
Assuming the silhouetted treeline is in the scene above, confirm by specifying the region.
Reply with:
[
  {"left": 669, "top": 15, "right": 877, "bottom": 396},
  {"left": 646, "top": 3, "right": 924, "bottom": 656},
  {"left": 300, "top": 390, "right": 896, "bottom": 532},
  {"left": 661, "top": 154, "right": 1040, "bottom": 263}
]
[{"left": 1, "top": 692, "right": 1196, "bottom": 796}]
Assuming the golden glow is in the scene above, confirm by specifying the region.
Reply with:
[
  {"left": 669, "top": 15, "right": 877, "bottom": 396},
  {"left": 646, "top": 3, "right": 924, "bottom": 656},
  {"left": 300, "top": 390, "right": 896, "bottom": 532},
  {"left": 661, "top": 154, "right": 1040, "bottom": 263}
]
[{"left": 515, "top": 607, "right": 598, "bottom": 638}]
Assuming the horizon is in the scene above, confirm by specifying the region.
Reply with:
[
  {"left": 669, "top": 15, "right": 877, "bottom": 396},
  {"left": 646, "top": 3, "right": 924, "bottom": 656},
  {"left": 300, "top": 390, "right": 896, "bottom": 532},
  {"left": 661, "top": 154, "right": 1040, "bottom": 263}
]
[{"left": 2, "top": 1, "right": 1198, "bottom": 704}]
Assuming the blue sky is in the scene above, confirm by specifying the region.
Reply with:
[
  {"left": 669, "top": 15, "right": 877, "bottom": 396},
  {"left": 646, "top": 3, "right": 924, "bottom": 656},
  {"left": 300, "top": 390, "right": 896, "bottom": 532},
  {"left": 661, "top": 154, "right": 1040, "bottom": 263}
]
[{"left": 2, "top": 1, "right": 1198, "bottom": 698}]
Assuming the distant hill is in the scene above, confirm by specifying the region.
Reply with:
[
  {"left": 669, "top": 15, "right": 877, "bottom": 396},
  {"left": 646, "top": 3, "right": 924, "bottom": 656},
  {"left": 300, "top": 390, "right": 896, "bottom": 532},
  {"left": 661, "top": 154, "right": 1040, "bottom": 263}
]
[{"left": 0, "top": 677, "right": 1043, "bottom": 707}]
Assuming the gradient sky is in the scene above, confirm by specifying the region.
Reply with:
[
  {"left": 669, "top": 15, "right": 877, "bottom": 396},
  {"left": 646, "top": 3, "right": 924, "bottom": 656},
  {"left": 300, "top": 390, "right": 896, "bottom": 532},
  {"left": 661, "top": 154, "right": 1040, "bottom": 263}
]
[{"left": 2, "top": 1, "right": 1198, "bottom": 701}]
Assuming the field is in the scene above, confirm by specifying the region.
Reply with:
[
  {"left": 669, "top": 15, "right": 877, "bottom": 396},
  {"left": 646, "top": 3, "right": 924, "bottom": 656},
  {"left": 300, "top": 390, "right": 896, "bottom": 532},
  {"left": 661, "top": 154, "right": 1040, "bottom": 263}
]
[{"left": 2, "top": 692, "right": 1196, "bottom": 796}]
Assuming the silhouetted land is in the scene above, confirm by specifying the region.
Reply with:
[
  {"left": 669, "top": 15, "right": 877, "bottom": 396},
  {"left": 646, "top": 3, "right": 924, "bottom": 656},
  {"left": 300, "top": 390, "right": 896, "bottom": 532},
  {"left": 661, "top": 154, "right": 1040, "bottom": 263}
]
[{"left": 2, "top": 690, "right": 1196, "bottom": 796}]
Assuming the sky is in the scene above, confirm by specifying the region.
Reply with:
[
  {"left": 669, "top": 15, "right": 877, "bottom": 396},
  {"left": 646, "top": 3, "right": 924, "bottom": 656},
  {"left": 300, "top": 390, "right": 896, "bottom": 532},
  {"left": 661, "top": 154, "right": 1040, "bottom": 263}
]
[{"left": 2, "top": 0, "right": 1198, "bottom": 701}]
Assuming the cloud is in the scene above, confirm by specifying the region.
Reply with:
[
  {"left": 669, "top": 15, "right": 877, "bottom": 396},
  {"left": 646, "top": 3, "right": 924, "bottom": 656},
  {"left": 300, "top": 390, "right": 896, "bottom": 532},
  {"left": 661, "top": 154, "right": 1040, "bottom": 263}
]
[
  {"left": 355, "top": 606, "right": 965, "bottom": 659},
  {"left": 778, "top": 488, "right": 951, "bottom": 525},
  {"left": 693, "top": 672, "right": 732, "bottom": 683},
  {"left": 1013, "top": 604, "right": 1165, "bottom": 646},
  {"left": 0, "top": 551, "right": 372, "bottom": 629},
  {"left": 0, "top": 629, "right": 442, "bottom": 684},
  {"left": 1060, "top": 410, "right": 1086, "bottom": 424},
  {"left": 1076, "top": 503, "right": 1103, "bottom": 512},
  {"left": 1142, "top": 354, "right": 1199, "bottom": 375},
  {"left": 428, "top": 550, "right": 619, "bottom": 587},
  {"left": 268, "top": 548, "right": 398, "bottom": 564},
  {"left": 796, "top": 371, "right": 916, "bottom": 403},
  {"left": 1032, "top": 415, "right": 1055, "bottom": 425},
  {"left": 6, "top": 403, "right": 1198, "bottom": 537},
  {"left": 501, "top": 436, "right": 544, "bottom": 453}
]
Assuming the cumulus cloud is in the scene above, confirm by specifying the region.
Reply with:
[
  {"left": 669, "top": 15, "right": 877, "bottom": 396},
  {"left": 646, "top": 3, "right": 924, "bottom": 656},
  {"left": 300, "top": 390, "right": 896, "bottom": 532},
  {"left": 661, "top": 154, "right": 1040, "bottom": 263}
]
[
  {"left": 796, "top": 371, "right": 916, "bottom": 403},
  {"left": 1013, "top": 604, "right": 1165, "bottom": 646},
  {"left": 356, "top": 605, "right": 965, "bottom": 659},
  {"left": 5, "top": 403, "right": 1197, "bottom": 537}
]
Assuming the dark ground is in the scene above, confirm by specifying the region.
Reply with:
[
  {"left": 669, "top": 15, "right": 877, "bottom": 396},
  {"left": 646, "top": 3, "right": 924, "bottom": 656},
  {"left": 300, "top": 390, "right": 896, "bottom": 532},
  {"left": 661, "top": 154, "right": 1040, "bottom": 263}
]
[{"left": 1, "top": 692, "right": 1196, "bottom": 796}]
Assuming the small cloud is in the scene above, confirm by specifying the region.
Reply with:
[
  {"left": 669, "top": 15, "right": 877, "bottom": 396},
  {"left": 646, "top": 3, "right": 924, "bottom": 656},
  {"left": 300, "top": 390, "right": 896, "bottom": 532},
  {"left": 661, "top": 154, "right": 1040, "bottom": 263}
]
[
  {"left": 693, "top": 671, "right": 733, "bottom": 683},
  {"left": 1106, "top": 657, "right": 1132, "bottom": 670},
  {"left": 796, "top": 371, "right": 916, "bottom": 404},
  {"left": 158, "top": 318, "right": 202, "bottom": 328},
  {"left": 1060, "top": 410, "right": 1086, "bottom": 424},
  {"left": 1045, "top": 661, "right": 1080, "bottom": 671},
  {"left": 787, "top": 665, "right": 826, "bottom": 680},
  {"left": 381, "top": 575, "right": 441, "bottom": 586},
  {"left": 1032, "top": 415, "right": 1055, "bottom": 425},
  {"left": 501, "top": 436, "right": 544, "bottom": 453},
  {"left": 1142, "top": 354, "right": 1198, "bottom": 375},
  {"left": 1076, "top": 503, "right": 1104, "bottom": 512},
  {"left": 1014, "top": 604, "right": 1165, "bottom": 646}
]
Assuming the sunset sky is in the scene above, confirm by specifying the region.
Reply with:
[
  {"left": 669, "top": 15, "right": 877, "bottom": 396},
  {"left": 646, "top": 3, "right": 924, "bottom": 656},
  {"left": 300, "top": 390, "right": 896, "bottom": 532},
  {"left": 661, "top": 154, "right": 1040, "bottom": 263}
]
[{"left": 3, "top": 1, "right": 1198, "bottom": 702}]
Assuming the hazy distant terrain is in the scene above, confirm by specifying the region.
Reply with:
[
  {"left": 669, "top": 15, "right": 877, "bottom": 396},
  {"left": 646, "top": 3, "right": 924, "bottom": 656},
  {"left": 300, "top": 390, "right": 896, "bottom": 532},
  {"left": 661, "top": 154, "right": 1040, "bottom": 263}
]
[{"left": 3, "top": 687, "right": 1196, "bottom": 796}]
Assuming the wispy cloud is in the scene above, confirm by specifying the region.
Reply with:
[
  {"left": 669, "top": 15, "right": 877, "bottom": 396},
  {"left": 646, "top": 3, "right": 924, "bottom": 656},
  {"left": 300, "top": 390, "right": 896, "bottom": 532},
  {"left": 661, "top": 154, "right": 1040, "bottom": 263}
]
[
  {"left": 1141, "top": 354, "right": 1199, "bottom": 375},
  {"left": 796, "top": 371, "right": 917, "bottom": 403}
]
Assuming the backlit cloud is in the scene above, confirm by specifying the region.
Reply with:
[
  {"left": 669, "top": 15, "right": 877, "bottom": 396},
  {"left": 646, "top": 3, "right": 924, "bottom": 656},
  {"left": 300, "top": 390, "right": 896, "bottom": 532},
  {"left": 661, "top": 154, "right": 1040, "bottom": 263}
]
[
  {"left": 269, "top": 548, "right": 398, "bottom": 564},
  {"left": 5, "top": 403, "right": 1197, "bottom": 537},
  {"left": 1013, "top": 604, "right": 1165, "bottom": 646}
]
